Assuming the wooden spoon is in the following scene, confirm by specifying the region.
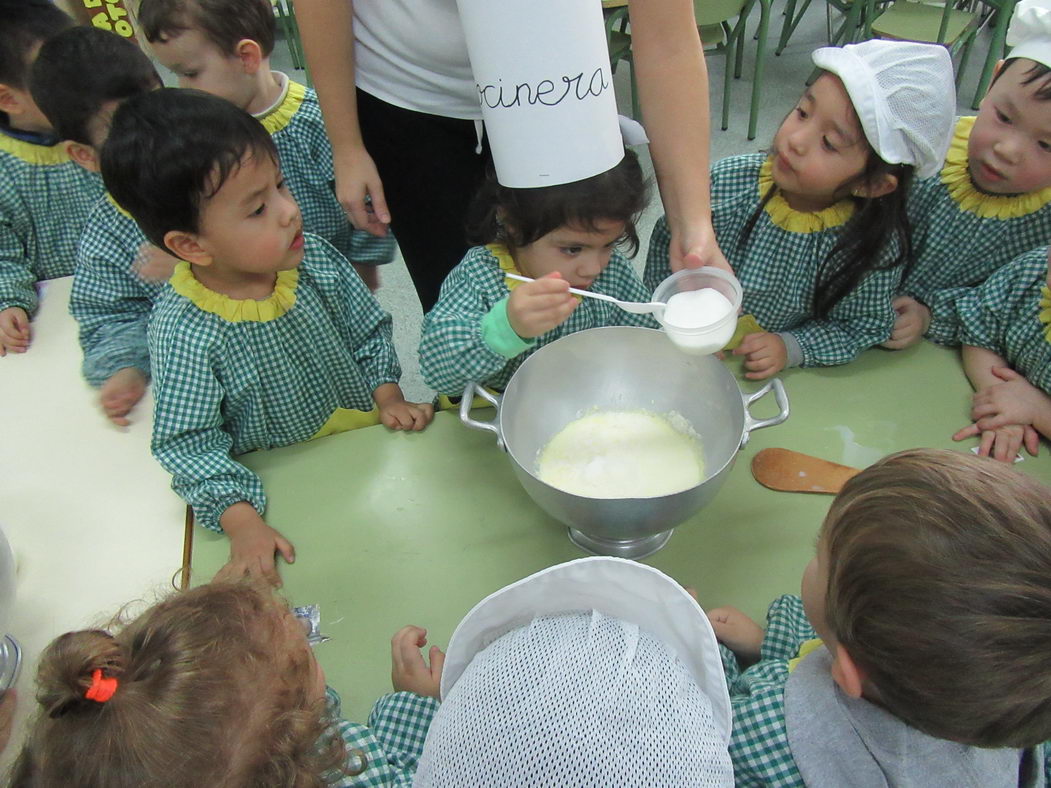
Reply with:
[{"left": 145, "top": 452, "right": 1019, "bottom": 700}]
[{"left": 751, "top": 448, "right": 861, "bottom": 495}]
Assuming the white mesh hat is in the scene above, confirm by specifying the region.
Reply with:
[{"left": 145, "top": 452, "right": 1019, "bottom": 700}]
[
  {"left": 413, "top": 557, "right": 734, "bottom": 787},
  {"left": 1007, "top": 0, "right": 1051, "bottom": 70},
  {"left": 812, "top": 40, "right": 957, "bottom": 178}
]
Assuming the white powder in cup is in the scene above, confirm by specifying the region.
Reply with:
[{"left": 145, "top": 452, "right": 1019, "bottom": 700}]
[{"left": 663, "top": 288, "right": 733, "bottom": 329}]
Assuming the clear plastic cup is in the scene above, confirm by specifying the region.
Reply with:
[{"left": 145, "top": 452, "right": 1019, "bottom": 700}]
[{"left": 652, "top": 267, "right": 743, "bottom": 355}]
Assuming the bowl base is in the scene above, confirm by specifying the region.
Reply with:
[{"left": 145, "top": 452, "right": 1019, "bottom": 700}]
[
  {"left": 567, "top": 528, "right": 674, "bottom": 560},
  {"left": 0, "top": 634, "right": 21, "bottom": 692}
]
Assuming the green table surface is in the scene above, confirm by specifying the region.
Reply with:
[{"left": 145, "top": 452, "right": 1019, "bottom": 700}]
[{"left": 190, "top": 340, "right": 1051, "bottom": 723}]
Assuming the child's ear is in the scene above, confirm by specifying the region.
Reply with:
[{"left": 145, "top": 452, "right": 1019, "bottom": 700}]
[
  {"left": 0, "top": 83, "right": 21, "bottom": 116},
  {"left": 234, "top": 39, "right": 264, "bottom": 75},
  {"left": 163, "top": 230, "right": 211, "bottom": 266},
  {"left": 830, "top": 643, "right": 866, "bottom": 699},
  {"left": 853, "top": 173, "right": 898, "bottom": 200},
  {"left": 66, "top": 142, "right": 101, "bottom": 173}
]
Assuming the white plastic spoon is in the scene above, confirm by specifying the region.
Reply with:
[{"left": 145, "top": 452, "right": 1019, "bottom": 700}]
[{"left": 504, "top": 273, "right": 665, "bottom": 315}]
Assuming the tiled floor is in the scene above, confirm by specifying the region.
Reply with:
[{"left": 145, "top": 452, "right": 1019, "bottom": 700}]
[{"left": 264, "top": 3, "right": 997, "bottom": 403}]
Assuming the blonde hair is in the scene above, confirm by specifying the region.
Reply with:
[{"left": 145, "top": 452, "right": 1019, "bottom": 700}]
[
  {"left": 10, "top": 582, "right": 358, "bottom": 787},
  {"left": 823, "top": 448, "right": 1051, "bottom": 747}
]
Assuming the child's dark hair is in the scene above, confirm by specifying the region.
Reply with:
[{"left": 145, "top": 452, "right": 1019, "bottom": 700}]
[
  {"left": 0, "top": 0, "right": 71, "bottom": 91},
  {"left": 740, "top": 77, "right": 914, "bottom": 319},
  {"left": 139, "top": 0, "right": 276, "bottom": 58},
  {"left": 8, "top": 582, "right": 362, "bottom": 787},
  {"left": 989, "top": 57, "right": 1051, "bottom": 101},
  {"left": 100, "top": 88, "right": 278, "bottom": 252},
  {"left": 29, "top": 26, "right": 161, "bottom": 145},
  {"left": 467, "top": 150, "right": 649, "bottom": 256},
  {"left": 823, "top": 449, "right": 1051, "bottom": 748}
]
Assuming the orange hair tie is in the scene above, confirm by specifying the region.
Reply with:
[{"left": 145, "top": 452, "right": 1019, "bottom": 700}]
[{"left": 84, "top": 669, "right": 118, "bottom": 703}]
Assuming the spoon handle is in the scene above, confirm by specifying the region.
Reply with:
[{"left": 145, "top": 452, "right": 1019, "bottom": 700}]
[{"left": 503, "top": 272, "right": 614, "bottom": 304}]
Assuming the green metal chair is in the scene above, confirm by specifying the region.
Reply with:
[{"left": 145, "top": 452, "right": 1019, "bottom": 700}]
[
  {"left": 868, "top": 0, "right": 981, "bottom": 87},
  {"left": 968, "top": 0, "right": 1018, "bottom": 108},
  {"left": 776, "top": 0, "right": 871, "bottom": 57},
  {"left": 272, "top": 0, "right": 311, "bottom": 87},
  {"left": 606, "top": 0, "right": 771, "bottom": 139}
]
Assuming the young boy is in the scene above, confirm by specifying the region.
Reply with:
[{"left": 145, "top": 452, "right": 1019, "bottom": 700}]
[
  {"left": 100, "top": 88, "right": 432, "bottom": 585},
  {"left": 29, "top": 27, "right": 163, "bottom": 425},
  {"left": 137, "top": 0, "right": 395, "bottom": 291},
  {"left": 922, "top": 245, "right": 1051, "bottom": 462},
  {"left": 886, "top": 0, "right": 1051, "bottom": 349},
  {"left": 0, "top": 1, "right": 104, "bottom": 356},
  {"left": 708, "top": 448, "right": 1051, "bottom": 786}
]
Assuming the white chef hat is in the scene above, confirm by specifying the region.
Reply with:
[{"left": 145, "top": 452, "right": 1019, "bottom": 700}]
[
  {"left": 457, "top": 0, "right": 641, "bottom": 188},
  {"left": 812, "top": 40, "right": 956, "bottom": 179},
  {"left": 412, "top": 557, "right": 734, "bottom": 787},
  {"left": 1007, "top": 0, "right": 1051, "bottom": 70}
]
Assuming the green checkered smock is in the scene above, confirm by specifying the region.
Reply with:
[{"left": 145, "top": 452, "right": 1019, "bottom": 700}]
[
  {"left": 0, "top": 129, "right": 104, "bottom": 314},
  {"left": 324, "top": 688, "right": 438, "bottom": 787},
  {"left": 419, "top": 243, "right": 658, "bottom": 395},
  {"left": 719, "top": 594, "right": 812, "bottom": 787},
  {"left": 927, "top": 246, "right": 1051, "bottom": 394},
  {"left": 904, "top": 117, "right": 1051, "bottom": 305},
  {"left": 645, "top": 154, "right": 902, "bottom": 367},
  {"left": 71, "top": 195, "right": 165, "bottom": 386},
  {"left": 149, "top": 233, "right": 399, "bottom": 532},
  {"left": 260, "top": 77, "right": 394, "bottom": 266}
]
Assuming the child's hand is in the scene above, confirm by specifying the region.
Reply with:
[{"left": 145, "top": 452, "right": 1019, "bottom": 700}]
[
  {"left": 391, "top": 625, "right": 445, "bottom": 699},
  {"left": 374, "top": 383, "right": 434, "bottom": 431},
  {"left": 0, "top": 307, "right": 30, "bottom": 356},
  {"left": 881, "top": 296, "right": 930, "bottom": 350},
  {"left": 970, "top": 367, "right": 1051, "bottom": 434},
  {"left": 953, "top": 421, "right": 1036, "bottom": 462},
  {"left": 506, "top": 273, "right": 577, "bottom": 339},
  {"left": 733, "top": 332, "right": 787, "bottom": 380},
  {"left": 217, "top": 502, "right": 295, "bottom": 587},
  {"left": 99, "top": 367, "right": 148, "bottom": 426},
  {"left": 133, "top": 243, "right": 181, "bottom": 283},
  {"left": 707, "top": 606, "right": 764, "bottom": 664}
]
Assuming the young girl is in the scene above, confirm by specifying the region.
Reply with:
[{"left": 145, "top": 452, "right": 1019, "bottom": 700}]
[
  {"left": 9, "top": 582, "right": 441, "bottom": 786},
  {"left": 923, "top": 245, "right": 1051, "bottom": 462},
  {"left": 99, "top": 89, "right": 433, "bottom": 587},
  {"left": 418, "top": 151, "right": 655, "bottom": 396},
  {"left": 645, "top": 40, "right": 957, "bottom": 379}
]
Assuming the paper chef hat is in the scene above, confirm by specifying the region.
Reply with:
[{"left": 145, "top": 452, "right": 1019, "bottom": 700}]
[
  {"left": 1007, "top": 0, "right": 1051, "bottom": 70},
  {"left": 457, "top": 0, "right": 628, "bottom": 188}
]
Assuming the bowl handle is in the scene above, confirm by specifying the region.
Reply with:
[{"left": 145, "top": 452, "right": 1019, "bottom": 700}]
[
  {"left": 740, "top": 378, "right": 790, "bottom": 447},
  {"left": 459, "top": 382, "right": 505, "bottom": 450}
]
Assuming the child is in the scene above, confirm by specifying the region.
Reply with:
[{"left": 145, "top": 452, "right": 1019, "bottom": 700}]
[
  {"left": 9, "top": 581, "right": 440, "bottom": 786},
  {"left": 138, "top": 0, "right": 395, "bottom": 291},
  {"left": 645, "top": 40, "right": 956, "bottom": 379},
  {"left": 29, "top": 27, "right": 163, "bottom": 425},
  {"left": 0, "top": 1, "right": 104, "bottom": 356},
  {"left": 707, "top": 448, "right": 1051, "bottom": 786},
  {"left": 887, "top": 0, "right": 1051, "bottom": 349},
  {"left": 418, "top": 152, "right": 655, "bottom": 396},
  {"left": 920, "top": 245, "right": 1051, "bottom": 462},
  {"left": 100, "top": 88, "right": 433, "bottom": 585}
]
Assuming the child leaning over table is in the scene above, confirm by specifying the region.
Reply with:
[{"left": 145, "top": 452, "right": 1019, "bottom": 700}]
[
  {"left": 100, "top": 89, "right": 433, "bottom": 586},
  {"left": 887, "top": 0, "right": 1051, "bottom": 348},
  {"left": 29, "top": 27, "right": 164, "bottom": 425},
  {"left": 706, "top": 448, "right": 1051, "bottom": 786},
  {"left": 920, "top": 245, "right": 1051, "bottom": 462},
  {"left": 418, "top": 149, "right": 656, "bottom": 397},
  {"left": 138, "top": 0, "right": 395, "bottom": 291},
  {"left": 0, "top": 1, "right": 104, "bottom": 356},
  {"left": 645, "top": 40, "right": 956, "bottom": 379},
  {"left": 10, "top": 581, "right": 441, "bottom": 786}
]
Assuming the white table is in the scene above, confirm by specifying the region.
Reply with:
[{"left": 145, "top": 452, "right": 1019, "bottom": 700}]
[{"left": 0, "top": 277, "right": 184, "bottom": 766}]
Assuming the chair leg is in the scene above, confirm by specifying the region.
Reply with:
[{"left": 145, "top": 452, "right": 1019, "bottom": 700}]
[
  {"left": 775, "top": 0, "right": 812, "bottom": 55},
  {"left": 971, "top": 0, "right": 1016, "bottom": 109},
  {"left": 630, "top": 60, "right": 640, "bottom": 122},
  {"left": 955, "top": 34, "right": 975, "bottom": 89},
  {"left": 749, "top": 0, "right": 771, "bottom": 140},
  {"left": 723, "top": 34, "right": 735, "bottom": 130}
]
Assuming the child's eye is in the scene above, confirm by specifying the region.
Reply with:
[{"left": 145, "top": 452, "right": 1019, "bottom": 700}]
[
  {"left": 996, "top": 108, "right": 1011, "bottom": 124},
  {"left": 561, "top": 246, "right": 583, "bottom": 256},
  {"left": 182, "top": 71, "right": 198, "bottom": 79},
  {"left": 822, "top": 136, "right": 837, "bottom": 152},
  {"left": 1039, "top": 140, "right": 1051, "bottom": 153},
  {"left": 277, "top": 179, "right": 288, "bottom": 191},
  {"left": 795, "top": 107, "right": 808, "bottom": 120},
  {"left": 251, "top": 203, "right": 265, "bottom": 217}
]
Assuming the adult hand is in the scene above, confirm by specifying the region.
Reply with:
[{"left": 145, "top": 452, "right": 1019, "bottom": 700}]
[
  {"left": 506, "top": 274, "right": 577, "bottom": 338},
  {"left": 391, "top": 625, "right": 445, "bottom": 699},
  {"left": 670, "top": 224, "right": 732, "bottom": 275},
  {"left": 333, "top": 148, "right": 390, "bottom": 238}
]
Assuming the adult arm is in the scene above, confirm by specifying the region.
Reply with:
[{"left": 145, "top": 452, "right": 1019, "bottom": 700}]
[
  {"left": 293, "top": 0, "right": 390, "bottom": 235},
  {"left": 629, "top": 0, "right": 728, "bottom": 272}
]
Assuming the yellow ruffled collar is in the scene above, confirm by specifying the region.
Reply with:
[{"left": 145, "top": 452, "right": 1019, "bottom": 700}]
[
  {"left": 1040, "top": 286, "right": 1051, "bottom": 345},
  {"left": 256, "top": 75, "right": 304, "bottom": 135},
  {"left": 0, "top": 129, "right": 70, "bottom": 165},
  {"left": 758, "top": 159, "right": 855, "bottom": 233},
  {"left": 170, "top": 261, "right": 298, "bottom": 322},
  {"left": 941, "top": 116, "right": 1051, "bottom": 219}
]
